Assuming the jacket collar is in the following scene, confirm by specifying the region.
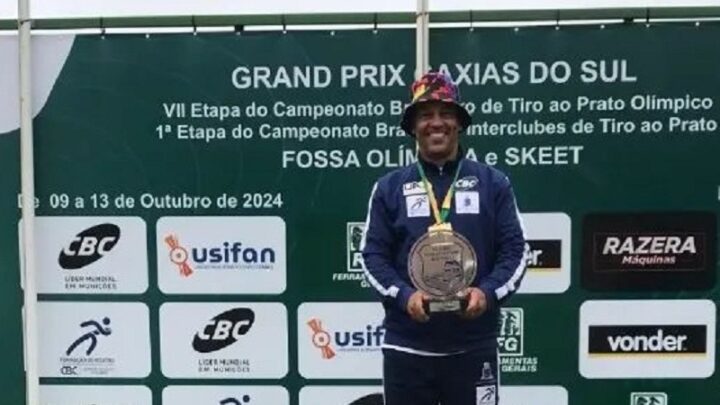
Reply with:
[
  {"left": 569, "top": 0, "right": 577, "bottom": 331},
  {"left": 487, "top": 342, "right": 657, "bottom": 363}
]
[{"left": 417, "top": 145, "right": 464, "bottom": 175}]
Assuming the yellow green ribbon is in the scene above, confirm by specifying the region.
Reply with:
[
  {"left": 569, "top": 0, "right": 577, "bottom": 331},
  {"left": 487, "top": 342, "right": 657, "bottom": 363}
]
[{"left": 416, "top": 159, "right": 464, "bottom": 226}]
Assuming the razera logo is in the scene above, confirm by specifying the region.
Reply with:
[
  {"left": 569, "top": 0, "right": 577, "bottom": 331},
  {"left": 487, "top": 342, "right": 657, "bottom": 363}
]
[
  {"left": 604, "top": 235, "right": 696, "bottom": 254},
  {"left": 582, "top": 212, "right": 717, "bottom": 291},
  {"left": 192, "top": 308, "right": 255, "bottom": 353},
  {"left": 588, "top": 325, "right": 707, "bottom": 356},
  {"left": 525, "top": 240, "right": 561, "bottom": 272},
  {"left": 58, "top": 224, "right": 120, "bottom": 269},
  {"left": 65, "top": 317, "right": 112, "bottom": 356},
  {"left": 165, "top": 233, "right": 277, "bottom": 276},
  {"left": 497, "top": 308, "right": 523, "bottom": 356},
  {"left": 347, "top": 222, "right": 365, "bottom": 272},
  {"left": 307, "top": 317, "right": 384, "bottom": 358},
  {"left": 599, "top": 234, "right": 700, "bottom": 268},
  {"left": 220, "top": 395, "right": 251, "bottom": 405},
  {"left": 631, "top": 392, "right": 668, "bottom": 405}
]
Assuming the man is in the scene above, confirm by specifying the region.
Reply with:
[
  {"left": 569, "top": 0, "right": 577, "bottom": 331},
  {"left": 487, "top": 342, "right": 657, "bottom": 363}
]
[{"left": 361, "top": 71, "right": 527, "bottom": 405}]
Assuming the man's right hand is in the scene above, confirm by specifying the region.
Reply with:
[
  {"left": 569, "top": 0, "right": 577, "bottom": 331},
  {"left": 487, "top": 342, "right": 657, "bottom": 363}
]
[{"left": 406, "top": 291, "right": 430, "bottom": 322}]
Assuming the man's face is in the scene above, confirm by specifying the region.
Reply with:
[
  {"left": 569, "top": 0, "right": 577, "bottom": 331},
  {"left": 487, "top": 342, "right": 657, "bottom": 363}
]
[{"left": 413, "top": 101, "right": 460, "bottom": 161}]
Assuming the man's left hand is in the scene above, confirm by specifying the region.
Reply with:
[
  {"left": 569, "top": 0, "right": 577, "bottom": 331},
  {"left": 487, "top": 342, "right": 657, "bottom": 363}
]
[{"left": 460, "top": 287, "right": 487, "bottom": 319}]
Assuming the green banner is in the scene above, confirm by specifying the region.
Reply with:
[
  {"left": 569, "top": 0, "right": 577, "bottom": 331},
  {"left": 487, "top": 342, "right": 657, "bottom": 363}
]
[{"left": 0, "top": 24, "right": 718, "bottom": 405}]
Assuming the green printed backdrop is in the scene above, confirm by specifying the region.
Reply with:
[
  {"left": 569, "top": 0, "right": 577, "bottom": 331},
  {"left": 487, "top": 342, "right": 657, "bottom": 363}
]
[{"left": 0, "top": 23, "right": 719, "bottom": 404}]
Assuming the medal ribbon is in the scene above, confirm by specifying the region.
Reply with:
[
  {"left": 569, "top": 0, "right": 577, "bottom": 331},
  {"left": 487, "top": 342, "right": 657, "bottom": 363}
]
[{"left": 416, "top": 159, "right": 464, "bottom": 226}]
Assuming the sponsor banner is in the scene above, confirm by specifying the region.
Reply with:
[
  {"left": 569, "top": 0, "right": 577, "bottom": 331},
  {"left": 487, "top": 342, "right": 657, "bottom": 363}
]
[
  {"left": 40, "top": 385, "right": 151, "bottom": 405},
  {"left": 582, "top": 212, "right": 717, "bottom": 291},
  {"left": 157, "top": 216, "right": 286, "bottom": 294},
  {"left": 298, "top": 302, "right": 384, "bottom": 379},
  {"left": 162, "top": 385, "right": 289, "bottom": 405},
  {"left": 4, "top": 25, "right": 720, "bottom": 405},
  {"left": 160, "top": 302, "right": 288, "bottom": 378},
  {"left": 20, "top": 216, "right": 147, "bottom": 294},
  {"left": 498, "top": 307, "right": 539, "bottom": 374},
  {"left": 517, "top": 213, "right": 571, "bottom": 294},
  {"left": 299, "top": 385, "right": 568, "bottom": 405},
  {"left": 580, "top": 299, "right": 716, "bottom": 378},
  {"left": 299, "top": 386, "right": 384, "bottom": 405},
  {"left": 38, "top": 302, "right": 151, "bottom": 378}
]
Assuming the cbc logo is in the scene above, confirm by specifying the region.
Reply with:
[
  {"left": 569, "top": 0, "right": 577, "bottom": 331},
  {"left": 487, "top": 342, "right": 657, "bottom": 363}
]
[
  {"left": 192, "top": 308, "right": 255, "bottom": 353},
  {"left": 60, "top": 366, "right": 78, "bottom": 376},
  {"left": 58, "top": 224, "right": 121, "bottom": 270}
]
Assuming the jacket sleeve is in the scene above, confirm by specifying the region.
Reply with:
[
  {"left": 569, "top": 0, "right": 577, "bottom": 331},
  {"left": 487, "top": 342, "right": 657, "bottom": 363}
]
[
  {"left": 478, "top": 175, "right": 528, "bottom": 309},
  {"left": 360, "top": 181, "right": 416, "bottom": 312}
]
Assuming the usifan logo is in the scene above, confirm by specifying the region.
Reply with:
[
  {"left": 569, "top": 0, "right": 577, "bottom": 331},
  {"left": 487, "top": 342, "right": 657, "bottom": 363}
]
[
  {"left": 164, "top": 234, "right": 277, "bottom": 276},
  {"left": 307, "top": 318, "right": 384, "bottom": 359}
]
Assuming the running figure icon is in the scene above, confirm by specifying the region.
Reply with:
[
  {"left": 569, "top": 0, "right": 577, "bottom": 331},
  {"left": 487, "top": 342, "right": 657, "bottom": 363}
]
[{"left": 65, "top": 317, "right": 112, "bottom": 356}]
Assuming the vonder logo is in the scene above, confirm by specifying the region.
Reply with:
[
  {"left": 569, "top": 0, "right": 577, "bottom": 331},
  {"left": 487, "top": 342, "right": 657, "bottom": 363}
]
[{"left": 588, "top": 325, "right": 707, "bottom": 356}]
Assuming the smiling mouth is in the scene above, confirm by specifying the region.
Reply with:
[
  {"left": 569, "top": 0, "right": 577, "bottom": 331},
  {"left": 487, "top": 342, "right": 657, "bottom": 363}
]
[{"left": 427, "top": 132, "right": 447, "bottom": 141}]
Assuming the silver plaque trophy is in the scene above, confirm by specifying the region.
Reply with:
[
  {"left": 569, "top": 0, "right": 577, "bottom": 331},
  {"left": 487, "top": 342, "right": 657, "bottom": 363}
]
[{"left": 408, "top": 223, "right": 477, "bottom": 313}]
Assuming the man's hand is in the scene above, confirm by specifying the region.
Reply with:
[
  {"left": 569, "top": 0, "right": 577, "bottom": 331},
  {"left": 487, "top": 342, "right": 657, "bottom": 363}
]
[
  {"left": 406, "top": 290, "right": 430, "bottom": 322},
  {"left": 460, "top": 287, "right": 488, "bottom": 319}
]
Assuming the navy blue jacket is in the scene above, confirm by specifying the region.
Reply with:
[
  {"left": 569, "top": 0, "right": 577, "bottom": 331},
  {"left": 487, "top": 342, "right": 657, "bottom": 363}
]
[{"left": 361, "top": 152, "right": 527, "bottom": 353}]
